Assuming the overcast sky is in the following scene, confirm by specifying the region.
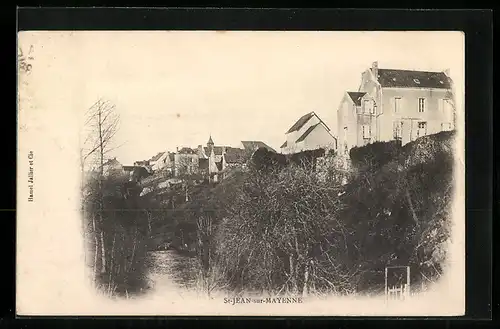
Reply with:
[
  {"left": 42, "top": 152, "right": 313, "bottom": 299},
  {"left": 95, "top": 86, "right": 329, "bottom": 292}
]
[{"left": 22, "top": 31, "right": 464, "bottom": 165}]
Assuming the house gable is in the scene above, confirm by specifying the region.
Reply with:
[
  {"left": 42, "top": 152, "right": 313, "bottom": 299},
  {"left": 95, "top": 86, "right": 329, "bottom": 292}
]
[
  {"left": 284, "top": 112, "right": 335, "bottom": 154},
  {"left": 286, "top": 112, "right": 315, "bottom": 134},
  {"left": 347, "top": 92, "right": 367, "bottom": 106},
  {"left": 295, "top": 124, "right": 337, "bottom": 152}
]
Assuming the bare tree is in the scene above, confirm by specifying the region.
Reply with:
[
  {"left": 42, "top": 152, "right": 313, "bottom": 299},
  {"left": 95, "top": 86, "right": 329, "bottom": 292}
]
[
  {"left": 81, "top": 98, "right": 121, "bottom": 173},
  {"left": 80, "top": 98, "right": 121, "bottom": 286}
]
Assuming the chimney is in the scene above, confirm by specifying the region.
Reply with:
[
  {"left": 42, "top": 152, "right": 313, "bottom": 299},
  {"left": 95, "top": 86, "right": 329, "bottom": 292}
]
[
  {"left": 222, "top": 146, "right": 226, "bottom": 154},
  {"left": 176, "top": 146, "right": 179, "bottom": 152},
  {"left": 372, "top": 61, "right": 379, "bottom": 79}
]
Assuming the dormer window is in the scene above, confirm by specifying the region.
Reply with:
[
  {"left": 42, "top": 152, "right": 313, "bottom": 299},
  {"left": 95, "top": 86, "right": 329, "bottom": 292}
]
[
  {"left": 392, "top": 77, "right": 396, "bottom": 81},
  {"left": 439, "top": 80, "right": 444, "bottom": 84},
  {"left": 413, "top": 78, "right": 421, "bottom": 84}
]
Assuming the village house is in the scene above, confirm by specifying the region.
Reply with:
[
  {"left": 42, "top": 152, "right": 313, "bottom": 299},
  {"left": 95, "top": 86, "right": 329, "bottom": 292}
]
[
  {"left": 196, "top": 136, "right": 234, "bottom": 182},
  {"left": 280, "top": 111, "right": 337, "bottom": 155},
  {"left": 102, "top": 157, "right": 124, "bottom": 177},
  {"left": 133, "top": 159, "right": 150, "bottom": 167},
  {"left": 337, "top": 61, "right": 455, "bottom": 155},
  {"left": 148, "top": 152, "right": 165, "bottom": 169},
  {"left": 173, "top": 147, "right": 200, "bottom": 177},
  {"left": 146, "top": 136, "right": 274, "bottom": 184}
]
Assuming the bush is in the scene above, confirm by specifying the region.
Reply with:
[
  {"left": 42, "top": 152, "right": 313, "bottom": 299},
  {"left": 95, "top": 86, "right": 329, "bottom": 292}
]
[{"left": 349, "top": 140, "right": 402, "bottom": 171}]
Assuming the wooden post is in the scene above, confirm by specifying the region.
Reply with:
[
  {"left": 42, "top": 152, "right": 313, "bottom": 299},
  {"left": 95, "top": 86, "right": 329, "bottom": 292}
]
[
  {"left": 406, "top": 266, "right": 411, "bottom": 299},
  {"left": 384, "top": 267, "right": 388, "bottom": 304}
]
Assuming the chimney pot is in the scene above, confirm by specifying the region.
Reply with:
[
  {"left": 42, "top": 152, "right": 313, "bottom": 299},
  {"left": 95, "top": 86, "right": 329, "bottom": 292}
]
[{"left": 372, "top": 61, "right": 379, "bottom": 80}]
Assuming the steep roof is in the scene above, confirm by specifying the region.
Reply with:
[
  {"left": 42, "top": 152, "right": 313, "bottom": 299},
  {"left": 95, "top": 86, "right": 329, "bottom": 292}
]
[
  {"left": 295, "top": 123, "right": 337, "bottom": 144},
  {"left": 295, "top": 123, "right": 320, "bottom": 143},
  {"left": 286, "top": 112, "right": 314, "bottom": 134},
  {"left": 213, "top": 146, "right": 227, "bottom": 155},
  {"left": 207, "top": 135, "right": 214, "bottom": 145},
  {"left": 286, "top": 111, "right": 332, "bottom": 135},
  {"left": 280, "top": 141, "right": 287, "bottom": 149},
  {"left": 347, "top": 92, "right": 367, "bottom": 106},
  {"left": 224, "top": 148, "right": 246, "bottom": 164},
  {"left": 373, "top": 68, "right": 452, "bottom": 89},
  {"left": 150, "top": 152, "right": 165, "bottom": 161},
  {"left": 241, "top": 141, "right": 276, "bottom": 153},
  {"left": 204, "top": 146, "right": 230, "bottom": 156},
  {"left": 178, "top": 147, "right": 196, "bottom": 154},
  {"left": 103, "top": 158, "right": 121, "bottom": 166}
]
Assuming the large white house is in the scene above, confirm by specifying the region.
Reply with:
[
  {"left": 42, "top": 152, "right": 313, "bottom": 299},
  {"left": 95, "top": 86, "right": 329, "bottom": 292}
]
[
  {"left": 337, "top": 61, "right": 455, "bottom": 155},
  {"left": 280, "top": 111, "right": 337, "bottom": 154}
]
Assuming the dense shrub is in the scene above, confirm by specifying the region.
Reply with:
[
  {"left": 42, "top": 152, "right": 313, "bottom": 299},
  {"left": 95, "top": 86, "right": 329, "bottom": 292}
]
[
  {"left": 207, "top": 131, "right": 456, "bottom": 295},
  {"left": 349, "top": 140, "right": 402, "bottom": 171}
]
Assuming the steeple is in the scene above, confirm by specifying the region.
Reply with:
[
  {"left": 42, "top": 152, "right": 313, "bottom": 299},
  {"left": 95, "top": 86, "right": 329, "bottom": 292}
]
[{"left": 207, "top": 135, "right": 214, "bottom": 147}]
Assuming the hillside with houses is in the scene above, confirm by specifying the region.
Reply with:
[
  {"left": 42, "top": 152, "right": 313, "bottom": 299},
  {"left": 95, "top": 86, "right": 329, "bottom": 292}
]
[{"left": 81, "top": 61, "right": 458, "bottom": 300}]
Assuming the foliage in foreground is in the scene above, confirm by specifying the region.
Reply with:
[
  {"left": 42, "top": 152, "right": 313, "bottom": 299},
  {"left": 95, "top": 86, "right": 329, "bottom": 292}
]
[
  {"left": 82, "top": 131, "right": 456, "bottom": 298},
  {"left": 200, "top": 131, "right": 455, "bottom": 296}
]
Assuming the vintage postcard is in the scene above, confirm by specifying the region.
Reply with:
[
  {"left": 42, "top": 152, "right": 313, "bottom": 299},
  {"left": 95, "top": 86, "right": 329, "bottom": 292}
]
[{"left": 17, "top": 31, "right": 465, "bottom": 316}]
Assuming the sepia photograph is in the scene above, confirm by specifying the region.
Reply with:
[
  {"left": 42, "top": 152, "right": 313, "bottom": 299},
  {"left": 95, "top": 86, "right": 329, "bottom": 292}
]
[{"left": 17, "top": 30, "right": 465, "bottom": 316}]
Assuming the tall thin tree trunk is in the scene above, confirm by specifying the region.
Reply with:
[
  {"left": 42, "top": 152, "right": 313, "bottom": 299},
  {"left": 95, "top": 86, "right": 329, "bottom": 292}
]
[
  {"left": 97, "top": 103, "right": 106, "bottom": 275},
  {"left": 128, "top": 228, "right": 137, "bottom": 272},
  {"left": 302, "top": 260, "right": 312, "bottom": 297},
  {"left": 289, "top": 254, "right": 297, "bottom": 293},
  {"left": 108, "top": 232, "right": 116, "bottom": 288},
  {"left": 93, "top": 234, "right": 99, "bottom": 286},
  {"left": 100, "top": 231, "right": 106, "bottom": 273},
  {"left": 405, "top": 188, "right": 419, "bottom": 227},
  {"left": 92, "top": 215, "right": 99, "bottom": 286}
]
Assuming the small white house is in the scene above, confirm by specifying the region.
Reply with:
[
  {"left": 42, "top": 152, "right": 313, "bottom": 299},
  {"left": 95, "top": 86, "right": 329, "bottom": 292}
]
[
  {"left": 280, "top": 111, "right": 337, "bottom": 154},
  {"left": 102, "top": 158, "right": 124, "bottom": 177}
]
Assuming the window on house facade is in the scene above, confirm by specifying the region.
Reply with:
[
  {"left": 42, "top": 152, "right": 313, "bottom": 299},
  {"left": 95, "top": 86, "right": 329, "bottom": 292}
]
[
  {"left": 362, "top": 124, "right": 371, "bottom": 139},
  {"left": 418, "top": 98, "right": 426, "bottom": 113},
  {"left": 394, "top": 97, "right": 401, "bottom": 114},
  {"left": 363, "top": 99, "right": 375, "bottom": 115},
  {"left": 393, "top": 121, "right": 403, "bottom": 141},
  {"left": 343, "top": 126, "right": 348, "bottom": 141},
  {"left": 417, "top": 122, "right": 427, "bottom": 137},
  {"left": 363, "top": 100, "right": 371, "bottom": 114}
]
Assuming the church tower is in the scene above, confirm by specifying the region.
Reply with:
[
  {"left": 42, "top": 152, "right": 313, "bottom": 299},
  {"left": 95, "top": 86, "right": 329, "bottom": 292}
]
[{"left": 207, "top": 135, "right": 214, "bottom": 152}]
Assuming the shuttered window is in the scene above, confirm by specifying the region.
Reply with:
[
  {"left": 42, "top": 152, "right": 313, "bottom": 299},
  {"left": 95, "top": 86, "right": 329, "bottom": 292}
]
[{"left": 394, "top": 97, "right": 402, "bottom": 114}]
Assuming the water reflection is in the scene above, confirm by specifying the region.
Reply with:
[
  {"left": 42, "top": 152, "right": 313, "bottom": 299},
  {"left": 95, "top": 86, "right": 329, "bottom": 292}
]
[{"left": 147, "top": 250, "right": 198, "bottom": 290}]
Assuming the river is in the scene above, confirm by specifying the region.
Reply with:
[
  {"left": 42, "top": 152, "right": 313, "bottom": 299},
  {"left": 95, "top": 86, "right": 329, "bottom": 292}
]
[{"left": 146, "top": 250, "right": 199, "bottom": 290}]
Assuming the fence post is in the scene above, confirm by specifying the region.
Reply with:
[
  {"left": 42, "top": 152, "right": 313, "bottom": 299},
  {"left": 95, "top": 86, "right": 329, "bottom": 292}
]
[{"left": 384, "top": 267, "right": 388, "bottom": 305}]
